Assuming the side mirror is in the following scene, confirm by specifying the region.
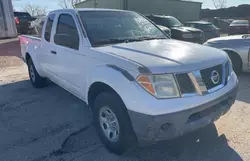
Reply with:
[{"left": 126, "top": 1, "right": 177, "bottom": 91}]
[{"left": 54, "top": 34, "right": 79, "bottom": 50}]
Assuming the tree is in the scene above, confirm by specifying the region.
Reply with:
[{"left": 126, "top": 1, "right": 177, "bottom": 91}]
[
  {"left": 212, "top": 0, "right": 227, "bottom": 9},
  {"left": 23, "top": 4, "right": 47, "bottom": 16},
  {"left": 58, "top": 0, "right": 82, "bottom": 9}
]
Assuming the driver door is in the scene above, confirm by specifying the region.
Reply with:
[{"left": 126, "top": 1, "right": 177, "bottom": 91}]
[{"left": 49, "top": 12, "right": 88, "bottom": 99}]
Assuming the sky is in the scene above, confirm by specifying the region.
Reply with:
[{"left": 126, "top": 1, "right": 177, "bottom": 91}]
[{"left": 12, "top": 0, "right": 250, "bottom": 11}]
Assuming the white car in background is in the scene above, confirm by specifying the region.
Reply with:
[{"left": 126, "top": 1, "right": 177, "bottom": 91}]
[{"left": 204, "top": 34, "right": 250, "bottom": 74}]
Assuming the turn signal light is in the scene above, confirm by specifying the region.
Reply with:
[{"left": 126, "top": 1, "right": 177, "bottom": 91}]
[{"left": 136, "top": 75, "right": 155, "bottom": 95}]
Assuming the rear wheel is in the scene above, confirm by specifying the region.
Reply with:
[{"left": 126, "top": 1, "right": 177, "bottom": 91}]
[
  {"left": 93, "top": 92, "right": 137, "bottom": 155},
  {"left": 27, "top": 59, "right": 47, "bottom": 88}
]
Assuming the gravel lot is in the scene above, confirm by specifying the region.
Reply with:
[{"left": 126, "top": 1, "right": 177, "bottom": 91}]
[{"left": 0, "top": 39, "right": 250, "bottom": 161}]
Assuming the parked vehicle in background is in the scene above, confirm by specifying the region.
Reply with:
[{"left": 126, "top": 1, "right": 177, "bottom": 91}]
[
  {"left": 204, "top": 34, "right": 250, "bottom": 74},
  {"left": 14, "top": 11, "right": 35, "bottom": 34},
  {"left": 228, "top": 20, "right": 250, "bottom": 35},
  {"left": 19, "top": 9, "right": 238, "bottom": 155},
  {"left": 157, "top": 25, "right": 171, "bottom": 37},
  {"left": 184, "top": 21, "right": 220, "bottom": 40},
  {"left": 147, "top": 15, "right": 205, "bottom": 43},
  {"left": 30, "top": 15, "right": 46, "bottom": 36}
]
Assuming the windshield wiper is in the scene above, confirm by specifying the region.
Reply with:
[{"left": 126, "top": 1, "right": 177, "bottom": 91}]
[
  {"left": 94, "top": 38, "right": 129, "bottom": 46},
  {"left": 127, "top": 36, "right": 167, "bottom": 42},
  {"left": 94, "top": 37, "right": 167, "bottom": 46}
]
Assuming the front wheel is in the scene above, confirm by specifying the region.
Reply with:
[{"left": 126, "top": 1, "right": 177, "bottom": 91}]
[
  {"left": 93, "top": 92, "right": 137, "bottom": 155},
  {"left": 27, "top": 59, "right": 47, "bottom": 88}
]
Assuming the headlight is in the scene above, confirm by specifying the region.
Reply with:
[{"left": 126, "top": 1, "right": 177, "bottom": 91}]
[
  {"left": 182, "top": 33, "right": 193, "bottom": 38},
  {"left": 136, "top": 74, "right": 180, "bottom": 98}
]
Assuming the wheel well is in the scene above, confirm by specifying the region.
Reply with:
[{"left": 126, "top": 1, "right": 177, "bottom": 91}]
[
  {"left": 223, "top": 49, "right": 242, "bottom": 66},
  {"left": 26, "top": 53, "right": 31, "bottom": 63},
  {"left": 88, "top": 82, "right": 120, "bottom": 108}
]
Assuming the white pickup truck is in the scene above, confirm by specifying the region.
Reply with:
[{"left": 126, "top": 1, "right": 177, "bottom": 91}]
[{"left": 19, "top": 9, "right": 239, "bottom": 154}]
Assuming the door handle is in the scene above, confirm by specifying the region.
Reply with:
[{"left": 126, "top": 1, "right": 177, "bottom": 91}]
[{"left": 51, "top": 50, "right": 57, "bottom": 54}]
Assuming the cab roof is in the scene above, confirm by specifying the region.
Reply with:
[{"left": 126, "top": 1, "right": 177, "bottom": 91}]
[{"left": 49, "top": 8, "right": 132, "bottom": 14}]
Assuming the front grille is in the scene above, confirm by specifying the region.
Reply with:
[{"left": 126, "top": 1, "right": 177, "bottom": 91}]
[
  {"left": 175, "top": 63, "right": 228, "bottom": 97},
  {"left": 175, "top": 73, "right": 196, "bottom": 94},
  {"left": 200, "top": 64, "right": 223, "bottom": 90}
]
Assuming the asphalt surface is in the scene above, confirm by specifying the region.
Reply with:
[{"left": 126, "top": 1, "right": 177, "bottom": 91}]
[{"left": 0, "top": 39, "right": 250, "bottom": 161}]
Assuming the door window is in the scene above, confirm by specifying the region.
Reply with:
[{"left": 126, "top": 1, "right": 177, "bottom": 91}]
[
  {"left": 44, "top": 14, "right": 55, "bottom": 42},
  {"left": 54, "top": 14, "right": 79, "bottom": 50}
]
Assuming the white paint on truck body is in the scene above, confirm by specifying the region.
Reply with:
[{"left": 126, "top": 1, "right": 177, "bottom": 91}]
[{"left": 19, "top": 9, "right": 238, "bottom": 144}]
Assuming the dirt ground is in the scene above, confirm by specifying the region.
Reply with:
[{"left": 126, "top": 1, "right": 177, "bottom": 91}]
[
  {"left": 0, "top": 38, "right": 23, "bottom": 68},
  {"left": 0, "top": 38, "right": 250, "bottom": 161}
]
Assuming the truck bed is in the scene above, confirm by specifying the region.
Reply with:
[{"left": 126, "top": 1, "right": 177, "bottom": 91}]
[
  {"left": 20, "top": 34, "right": 41, "bottom": 41},
  {"left": 19, "top": 34, "right": 41, "bottom": 62}
]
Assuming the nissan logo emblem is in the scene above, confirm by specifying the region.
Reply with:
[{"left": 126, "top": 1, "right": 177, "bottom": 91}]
[{"left": 211, "top": 70, "right": 220, "bottom": 84}]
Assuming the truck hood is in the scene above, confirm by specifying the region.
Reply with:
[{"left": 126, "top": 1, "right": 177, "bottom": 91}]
[
  {"left": 96, "top": 39, "right": 228, "bottom": 74},
  {"left": 170, "top": 26, "right": 202, "bottom": 33}
]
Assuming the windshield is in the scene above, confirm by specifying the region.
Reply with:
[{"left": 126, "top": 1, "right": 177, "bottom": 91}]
[{"left": 78, "top": 11, "right": 167, "bottom": 46}]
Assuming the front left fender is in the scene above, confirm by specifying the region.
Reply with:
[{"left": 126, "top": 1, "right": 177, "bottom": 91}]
[{"left": 85, "top": 65, "right": 141, "bottom": 110}]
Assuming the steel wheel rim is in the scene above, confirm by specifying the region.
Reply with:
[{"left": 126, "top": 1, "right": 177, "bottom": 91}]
[
  {"left": 99, "top": 106, "right": 120, "bottom": 142},
  {"left": 29, "top": 64, "right": 35, "bottom": 82}
]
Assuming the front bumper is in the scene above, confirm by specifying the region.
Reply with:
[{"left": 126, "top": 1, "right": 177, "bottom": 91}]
[{"left": 128, "top": 81, "right": 238, "bottom": 143}]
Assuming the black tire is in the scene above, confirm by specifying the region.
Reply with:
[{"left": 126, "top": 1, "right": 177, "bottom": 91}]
[
  {"left": 93, "top": 92, "right": 137, "bottom": 155},
  {"left": 27, "top": 59, "right": 47, "bottom": 88},
  {"left": 226, "top": 51, "right": 242, "bottom": 75}
]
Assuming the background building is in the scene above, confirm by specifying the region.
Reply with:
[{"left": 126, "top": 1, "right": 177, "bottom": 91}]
[
  {"left": 75, "top": 0, "right": 202, "bottom": 22},
  {"left": 0, "top": 0, "right": 17, "bottom": 38}
]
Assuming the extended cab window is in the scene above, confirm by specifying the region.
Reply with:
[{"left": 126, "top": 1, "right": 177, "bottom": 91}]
[
  {"left": 44, "top": 14, "right": 55, "bottom": 42},
  {"left": 54, "top": 14, "right": 79, "bottom": 50}
]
